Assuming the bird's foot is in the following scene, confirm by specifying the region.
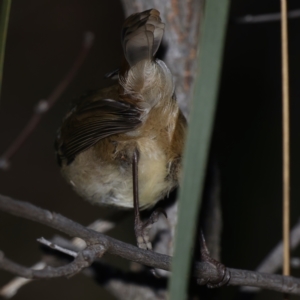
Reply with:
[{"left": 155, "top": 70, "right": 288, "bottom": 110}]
[
  {"left": 134, "top": 208, "right": 167, "bottom": 250},
  {"left": 197, "top": 231, "right": 230, "bottom": 288}
]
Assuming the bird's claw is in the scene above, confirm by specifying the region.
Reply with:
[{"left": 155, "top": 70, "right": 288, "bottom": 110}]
[
  {"left": 135, "top": 208, "right": 167, "bottom": 250},
  {"left": 198, "top": 230, "right": 230, "bottom": 288}
]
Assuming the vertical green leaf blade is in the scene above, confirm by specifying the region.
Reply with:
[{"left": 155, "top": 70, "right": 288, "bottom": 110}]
[
  {"left": 0, "top": 0, "right": 12, "bottom": 104},
  {"left": 168, "top": 1, "right": 230, "bottom": 299}
]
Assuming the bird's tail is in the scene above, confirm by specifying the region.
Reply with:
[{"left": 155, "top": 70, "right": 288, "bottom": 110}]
[
  {"left": 119, "top": 9, "right": 174, "bottom": 110},
  {"left": 121, "top": 9, "right": 164, "bottom": 67}
]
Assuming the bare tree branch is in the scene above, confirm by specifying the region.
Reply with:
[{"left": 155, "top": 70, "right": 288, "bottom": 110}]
[
  {"left": 241, "top": 218, "right": 300, "bottom": 293},
  {"left": 291, "top": 257, "right": 300, "bottom": 269},
  {"left": 0, "top": 262, "right": 46, "bottom": 298},
  {"left": 0, "top": 218, "right": 115, "bottom": 299},
  {"left": 37, "top": 237, "right": 78, "bottom": 258},
  {"left": 256, "top": 219, "right": 300, "bottom": 274},
  {"left": 237, "top": 9, "right": 300, "bottom": 24},
  {"left": 1, "top": 194, "right": 300, "bottom": 295},
  {"left": 0, "top": 32, "right": 94, "bottom": 170},
  {"left": 36, "top": 237, "right": 167, "bottom": 300},
  {"left": 0, "top": 244, "right": 105, "bottom": 279}
]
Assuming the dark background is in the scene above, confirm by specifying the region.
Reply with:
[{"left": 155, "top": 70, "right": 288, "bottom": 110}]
[{"left": 0, "top": 0, "right": 300, "bottom": 299}]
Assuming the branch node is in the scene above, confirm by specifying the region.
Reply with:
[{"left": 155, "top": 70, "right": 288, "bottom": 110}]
[
  {"left": 82, "top": 244, "right": 106, "bottom": 264},
  {"left": 34, "top": 99, "right": 49, "bottom": 114},
  {"left": 83, "top": 31, "right": 95, "bottom": 48},
  {"left": 45, "top": 210, "right": 54, "bottom": 220},
  {"left": 0, "top": 158, "right": 9, "bottom": 170}
]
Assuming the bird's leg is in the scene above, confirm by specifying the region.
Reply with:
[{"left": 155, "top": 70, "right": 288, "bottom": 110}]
[
  {"left": 142, "top": 207, "right": 167, "bottom": 229},
  {"left": 197, "top": 230, "right": 230, "bottom": 288},
  {"left": 132, "top": 149, "right": 151, "bottom": 250},
  {"left": 132, "top": 150, "right": 167, "bottom": 250}
]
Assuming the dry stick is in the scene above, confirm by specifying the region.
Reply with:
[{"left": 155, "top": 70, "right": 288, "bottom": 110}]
[
  {"left": 0, "top": 244, "right": 168, "bottom": 300},
  {"left": 0, "top": 262, "right": 46, "bottom": 299},
  {"left": 37, "top": 237, "right": 78, "bottom": 258},
  {"left": 241, "top": 219, "right": 300, "bottom": 293},
  {"left": 256, "top": 219, "right": 300, "bottom": 274},
  {"left": 16, "top": 237, "right": 167, "bottom": 300},
  {"left": 0, "top": 32, "right": 94, "bottom": 170},
  {"left": 237, "top": 9, "right": 300, "bottom": 24},
  {"left": 0, "top": 244, "right": 106, "bottom": 279},
  {"left": 281, "top": 0, "right": 290, "bottom": 285},
  {"left": 0, "top": 218, "right": 114, "bottom": 299},
  {"left": 0, "top": 195, "right": 300, "bottom": 295}
]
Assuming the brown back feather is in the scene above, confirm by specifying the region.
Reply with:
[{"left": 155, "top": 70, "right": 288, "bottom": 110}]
[
  {"left": 55, "top": 10, "right": 166, "bottom": 165},
  {"left": 56, "top": 94, "right": 141, "bottom": 165}
]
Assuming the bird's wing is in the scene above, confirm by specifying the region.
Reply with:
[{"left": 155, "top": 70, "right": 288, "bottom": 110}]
[{"left": 55, "top": 98, "right": 142, "bottom": 165}]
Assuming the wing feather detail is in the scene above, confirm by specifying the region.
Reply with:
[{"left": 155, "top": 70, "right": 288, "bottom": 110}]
[{"left": 56, "top": 98, "right": 142, "bottom": 165}]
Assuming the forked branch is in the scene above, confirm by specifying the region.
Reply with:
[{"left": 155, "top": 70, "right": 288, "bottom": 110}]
[{"left": 0, "top": 194, "right": 300, "bottom": 295}]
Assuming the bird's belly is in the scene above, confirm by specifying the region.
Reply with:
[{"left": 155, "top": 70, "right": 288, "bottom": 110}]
[{"left": 61, "top": 140, "right": 173, "bottom": 209}]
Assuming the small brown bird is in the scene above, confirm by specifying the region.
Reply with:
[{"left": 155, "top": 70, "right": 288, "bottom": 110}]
[{"left": 55, "top": 9, "right": 186, "bottom": 249}]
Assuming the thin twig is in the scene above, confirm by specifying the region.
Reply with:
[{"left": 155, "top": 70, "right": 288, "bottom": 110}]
[
  {"left": 0, "top": 32, "right": 94, "bottom": 170},
  {"left": 237, "top": 9, "right": 300, "bottom": 24},
  {"left": 0, "top": 218, "right": 114, "bottom": 298},
  {"left": 0, "top": 0, "right": 12, "bottom": 105},
  {"left": 281, "top": 0, "right": 290, "bottom": 280},
  {"left": 0, "top": 244, "right": 105, "bottom": 279},
  {"left": 241, "top": 219, "right": 300, "bottom": 293},
  {"left": 0, "top": 262, "right": 46, "bottom": 299},
  {"left": 257, "top": 219, "right": 300, "bottom": 274},
  {"left": 2, "top": 251, "right": 168, "bottom": 300},
  {"left": 37, "top": 237, "right": 78, "bottom": 257},
  {"left": 0, "top": 194, "right": 300, "bottom": 295}
]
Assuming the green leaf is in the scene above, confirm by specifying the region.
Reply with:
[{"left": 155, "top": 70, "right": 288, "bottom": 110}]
[{"left": 168, "top": 1, "right": 230, "bottom": 299}]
